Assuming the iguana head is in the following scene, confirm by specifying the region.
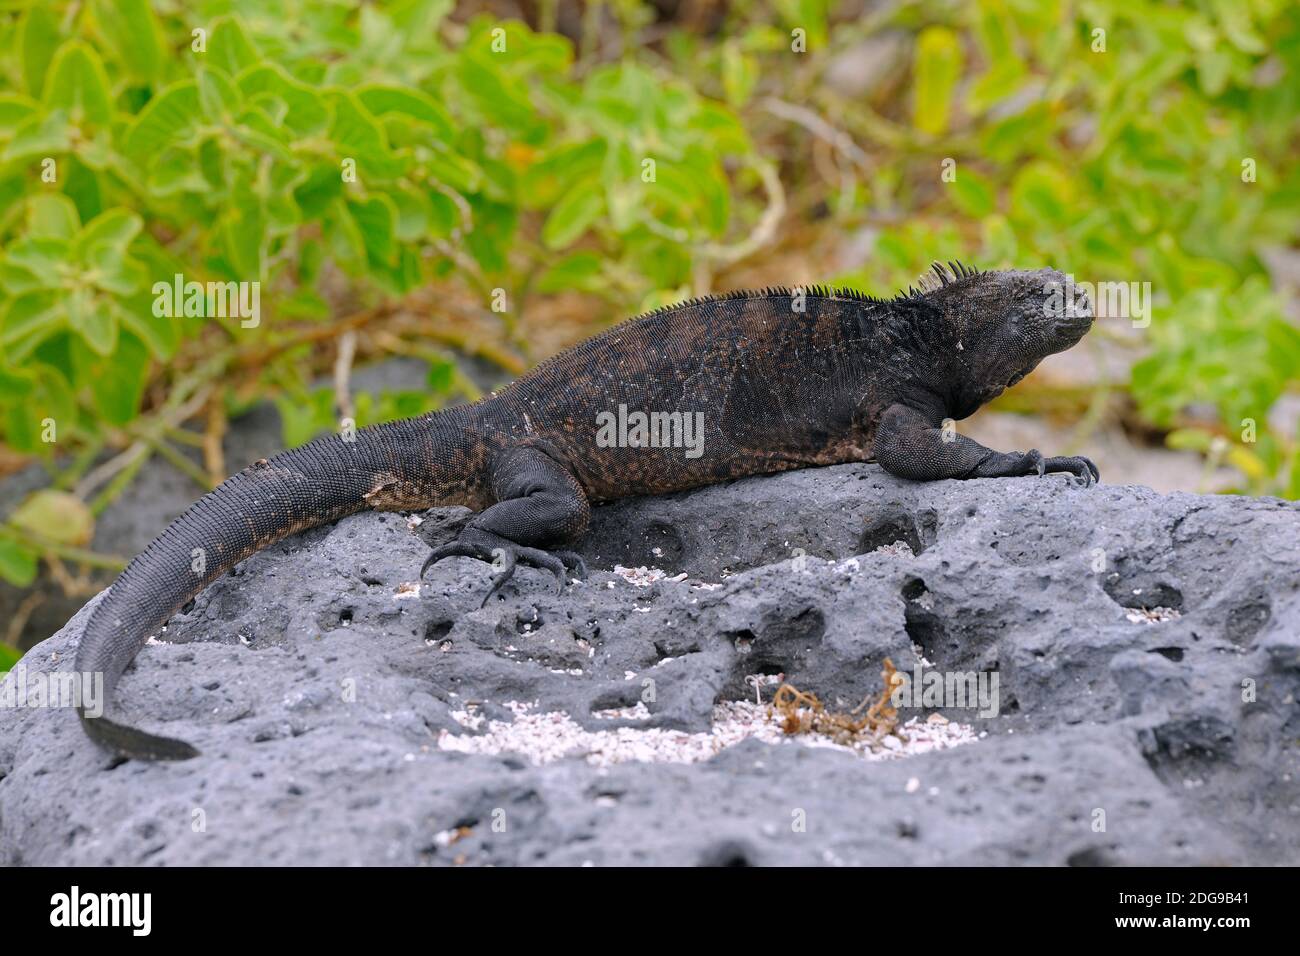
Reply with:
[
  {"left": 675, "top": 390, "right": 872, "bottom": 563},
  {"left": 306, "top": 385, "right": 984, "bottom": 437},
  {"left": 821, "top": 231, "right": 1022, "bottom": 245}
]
[{"left": 918, "top": 263, "right": 1093, "bottom": 415}]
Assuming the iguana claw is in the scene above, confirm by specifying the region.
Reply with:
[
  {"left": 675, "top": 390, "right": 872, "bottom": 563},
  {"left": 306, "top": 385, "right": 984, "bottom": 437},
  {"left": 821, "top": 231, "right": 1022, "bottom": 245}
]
[{"left": 420, "top": 529, "right": 585, "bottom": 605}]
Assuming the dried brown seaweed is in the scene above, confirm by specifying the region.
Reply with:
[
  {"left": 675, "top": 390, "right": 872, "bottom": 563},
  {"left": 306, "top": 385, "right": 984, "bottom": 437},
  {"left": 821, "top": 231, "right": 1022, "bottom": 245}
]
[{"left": 770, "top": 658, "right": 904, "bottom": 748}]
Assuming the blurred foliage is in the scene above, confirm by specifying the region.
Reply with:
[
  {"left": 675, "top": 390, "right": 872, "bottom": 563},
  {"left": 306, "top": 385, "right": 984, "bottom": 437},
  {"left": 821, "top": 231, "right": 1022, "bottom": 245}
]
[
  {"left": 728, "top": 0, "right": 1299, "bottom": 497},
  {"left": 0, "top": 0, "right": 1298, "bottom": 605},
  {"left": 0, "top": 0, "right": 763, "bottom": 586}
]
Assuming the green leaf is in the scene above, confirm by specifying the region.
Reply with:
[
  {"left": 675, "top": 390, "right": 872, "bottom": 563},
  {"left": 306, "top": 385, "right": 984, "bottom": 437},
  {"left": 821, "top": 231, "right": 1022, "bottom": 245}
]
[
  {"left": 328, "top": 92, "right": 405, "bottom": 178},
  {"left": 346, "top": 195, "right": 398, "bottom": 264},
  {"left": 390, "top": 186, "right": 431, "bottom": 241},
  {"left": 10, "top": 489, "right": 94, "bottom": 547},
  {"left": 73, "top": 209, "right": 142, "bottom": 261},
  {"left": 73, "top": 331, "right": 149, "bottom": 425},
  {"left": 542, "top": 180, "right": 603, "bottom": 249},
  {"left": 519, "top": 140, "right": 606, "bottom": 208},
  {"left": 966, "top": 7, "right": 1025, "bottom": 114},
  {"left": 775, "top": 0, "right": 827, "bottom": 48},
  {"left": 913, "top": 26, "right": 963, "bottom": 136},
  {"left": 687, "top": 102, "right": 752, "bottom": 155},
  {"left": 1, "top": 292, "right": 65, "bottom": 359},
  {"left": 237, "top": 63, "right": 328, "bottom": 136},
  {"left": 27, "top": 194, "right": 80, "bottom": 240},
  {"left": 208, "top": 16, "right": 261, "bottom": 77},
  {"left": 222, "top": 188, "right": 268, "bottom": 278},
  {"left": 463, "top": 197, "right": 516, "bottom": 274},
  {"left": 2, "top": 366, "right": 75, "bottom": 452},
  {"left": 123, "top": 81, "right": 200, "bottom": 160},
  {"left": 357, "top": 86, "right": 454, "bottom": 141},
  {"left": 0, "top": 366, "right": 34, "bottom": 399},
  {"left": 42, "top": 41, "right": 114, "bottom": 126},
  {"left": 949, "top": 169, "right": 996, "bottom": 217},
  {"left": 1165, "top": 427, "right": 1214, "bottom": 452},
  {"left": 85, "top": 244, "right": 147, "bottom": 295},
  {"left": 120, "top": 292, "right": 179, "bottom": 360},
  {"left": 456, "top": 54, "right": 545, "bottom": 144},
  {"left": 274, "top": 389, "right": 335, "bottom": 449},
  {"left": 601, "top": 143, "right": 639, "bottom": 233},
  {"left": 295, "top": 163, "right": 345, "bottom": 219},
  {"left": 92, "top": 0, "right": 163, "bottom": 81},
  {"left": 1, "top": 238, "right": 67, "bottom": 295},
  {"left": 1211, "top": 0, "right": 1266, "bottom": 55},
  {"left": 423, "top": 149, "right": 483, "bottom": 194},
  {"left": 427, "top": 358, "right": 455, "bottom": 393},
  {"left": 536, "top": 251, "right": 604, "bottom": 293},
  {"left": 0, "top": 94, "right": 39, "bottom": 130},
  {"left": 721, "top": 42, "right": 758, "bottom": 107},
  {"left": 19, "top": 4, "right": 61, "bottom": 98},
  {"left": 197, "top": 67, "right": 243, "bottom": 120},
  {"left": 231, "top": 105, "right": 293, "bottom": 161},
  {"left": 62, "top": 159, "right": 103, "bottom": 223},
  {"left": 146, "top": 146, "right": 210, "bottom": 195},
  {"left": 425, "top": 189, "right": 458, "bottom": 237},
  {"left": 66, "top": 286, "right": 116, "bottom": 355},
  {"left": 1010, "top": 162, "right": 1073, "bottom": 224},
  {"left": 0, "top": 541, "right": 38, "bottom": 589},
  {"left": 2, "top": 110, "right": 71, "bottom": 163}
]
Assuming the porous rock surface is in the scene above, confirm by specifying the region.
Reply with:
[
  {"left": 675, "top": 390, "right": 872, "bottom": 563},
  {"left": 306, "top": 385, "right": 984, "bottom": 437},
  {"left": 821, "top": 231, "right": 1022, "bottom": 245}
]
[{"left": 1, "top": 463, "right": 1297, "bottom": 865}]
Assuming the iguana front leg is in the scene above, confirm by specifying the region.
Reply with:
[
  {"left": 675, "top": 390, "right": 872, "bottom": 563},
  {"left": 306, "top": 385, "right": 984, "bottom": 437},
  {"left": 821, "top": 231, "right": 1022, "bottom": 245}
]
[
  {"left": 421, "top": 444, "right": 589, "bottom": 604},
  {"left": 873, "top": 403, "right": 1099, "bottom": 485}
]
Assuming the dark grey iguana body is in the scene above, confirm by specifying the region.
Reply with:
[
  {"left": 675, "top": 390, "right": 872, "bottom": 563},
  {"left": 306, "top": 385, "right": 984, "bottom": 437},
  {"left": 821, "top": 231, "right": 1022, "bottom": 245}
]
[{"left": 75, "top": 262, "right": 1097, "bottom": 760}]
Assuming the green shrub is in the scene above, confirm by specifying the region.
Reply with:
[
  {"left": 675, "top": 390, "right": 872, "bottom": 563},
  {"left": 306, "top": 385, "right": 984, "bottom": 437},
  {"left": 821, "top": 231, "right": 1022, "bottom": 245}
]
[{"left": 0, "top": 0, "right": 762, "bottom": 584}]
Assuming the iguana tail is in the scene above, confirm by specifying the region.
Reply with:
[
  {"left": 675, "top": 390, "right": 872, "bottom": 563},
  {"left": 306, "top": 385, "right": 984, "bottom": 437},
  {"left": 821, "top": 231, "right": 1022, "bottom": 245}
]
[{"left": 74, "top": 420, "right": 439, "bottom": 761}]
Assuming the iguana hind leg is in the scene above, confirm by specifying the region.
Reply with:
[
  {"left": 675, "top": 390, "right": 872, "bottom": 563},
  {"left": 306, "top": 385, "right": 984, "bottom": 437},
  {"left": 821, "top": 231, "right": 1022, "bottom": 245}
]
[
  {"left": 874, "top": 403, "right": 1099, "bottom": 485},
  {"left": 420, "top": 444, "right": 590, "bottom": 604}
]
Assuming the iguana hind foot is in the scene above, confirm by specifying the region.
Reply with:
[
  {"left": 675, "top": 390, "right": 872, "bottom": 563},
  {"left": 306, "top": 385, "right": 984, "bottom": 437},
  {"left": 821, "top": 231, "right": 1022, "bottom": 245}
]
[
  {"left": 420, "top": 528, "right": 583, "bottom": 605},
  {"left": 420, "top": 445, "right": 590, "bottom": 605}
]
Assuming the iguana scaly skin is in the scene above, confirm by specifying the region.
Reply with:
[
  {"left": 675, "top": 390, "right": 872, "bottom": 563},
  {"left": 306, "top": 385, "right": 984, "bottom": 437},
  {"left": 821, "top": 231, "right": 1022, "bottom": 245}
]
[{"left": 75, "top": 262, "right": 1097, "bottom": 760}]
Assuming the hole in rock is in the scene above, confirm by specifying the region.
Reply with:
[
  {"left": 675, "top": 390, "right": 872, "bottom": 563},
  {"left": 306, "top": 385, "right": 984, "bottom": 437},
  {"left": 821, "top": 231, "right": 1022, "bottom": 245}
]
[
  {"left": 728, "top": 629, "right": 758, "bottom": 652},
  {"left": 859, "top": 509, "right": 933, "bottom": 556},
  {"left": 895, "top": 818, "right": 920, "bottom": 839},
  {"left": 587, "top": 519, "right": 688, "bottom": 574},
  {"left": 1067, "top": 846, "right": 1118, "bottom": 867},
  {"left": 902, "top": 577, "right": 950, "bottom": 662},
  {"left": 720, "top": 607, "right": 826, "bottom": 699},
  {"left": 424, "top": 619, "right": 454, "bottom": 642},
  {"left": 698, "top": 840, "right": 754, "bottom": 867},
  {"left": 515, "top": 608, "right": 544, "bottom": 634},
  {"left": 1226, "top": 602, "right": 1270, "bottom": 646},
  {"left": 1103, "top": 573, "right": 1183, "bottom": 611},
  {"left": 901, "top": 577, "right": 928, "bottom": 601},
  {"left": 589, "top": 689, "right": 642, "bottom": 713}
]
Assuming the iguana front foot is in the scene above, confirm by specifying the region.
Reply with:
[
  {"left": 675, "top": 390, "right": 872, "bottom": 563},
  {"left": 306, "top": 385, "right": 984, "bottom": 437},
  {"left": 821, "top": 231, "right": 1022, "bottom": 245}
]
[
  {"left": 874, "top": 404, "right": 1100, "bottom": 486},
  {"left": 421, "top": 528, "right": 586, "bottom": 606},
  {"left": 980, "top": 449, "right": 1100, "bottom": 486}
]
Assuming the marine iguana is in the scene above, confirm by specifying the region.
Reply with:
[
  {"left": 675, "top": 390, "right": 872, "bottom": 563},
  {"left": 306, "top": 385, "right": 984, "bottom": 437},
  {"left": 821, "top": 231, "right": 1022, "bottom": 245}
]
[{"left": 74, "top": 262, "right": 1097, "bottom": 760}]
